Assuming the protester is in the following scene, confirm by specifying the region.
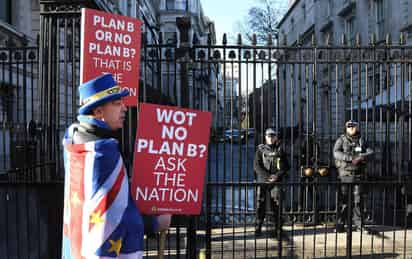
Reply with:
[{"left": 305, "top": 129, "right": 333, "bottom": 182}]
[{"left": 62, "top": 74, "right": 171, "bottom": 258}]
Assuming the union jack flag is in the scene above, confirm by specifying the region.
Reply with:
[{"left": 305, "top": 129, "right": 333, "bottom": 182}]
[{"left": 62, "top": 127, "right": 145, "bottom": 258}]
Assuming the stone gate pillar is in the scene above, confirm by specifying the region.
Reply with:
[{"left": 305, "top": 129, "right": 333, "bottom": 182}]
[{"left": 38, "top": 0, "right": 104, "bottom": 179}]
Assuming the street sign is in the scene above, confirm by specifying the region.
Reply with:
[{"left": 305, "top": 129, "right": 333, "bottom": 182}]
[{"left": 80, "top": 8, "right": 142, "bottom": 106}]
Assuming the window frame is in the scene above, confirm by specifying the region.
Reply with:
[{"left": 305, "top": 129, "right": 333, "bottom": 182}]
[
  {"left": 327, "top": 0, "right": 333, "bottom": 17},
  {"left": 166, "top": 0, "right": 174, "bottom": 10},
  {"left": 376, "top": 0, "right": 385, "bottom": 40},
  {"left": 344, "top": 16, "right": 356, "bottom": 45}
]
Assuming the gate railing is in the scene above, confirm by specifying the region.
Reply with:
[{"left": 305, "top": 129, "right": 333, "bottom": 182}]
[
  {"left": 204, "top": 181, "right": 412, "bottom": 259},
  {"left": 0, "top": 47, "right": 51, "bottom": 181},
  {"left": 0, "top": 179, "right": 410, "bottom": 258}
]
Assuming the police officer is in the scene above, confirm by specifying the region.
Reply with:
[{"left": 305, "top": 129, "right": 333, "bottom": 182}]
[
  {"left": 254, "top": 128, "right": 290, "bottom": 236},
  {"left": 333, "top": 120, "right": 373, "bottom": 232}
]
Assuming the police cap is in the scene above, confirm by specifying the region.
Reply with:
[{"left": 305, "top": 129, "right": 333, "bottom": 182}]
[
  {"left": 345, "top": 120, "right": 359, "bottom": 128},
  {"left": 265, "top": 128, "right": 279, "bottom": 137}
]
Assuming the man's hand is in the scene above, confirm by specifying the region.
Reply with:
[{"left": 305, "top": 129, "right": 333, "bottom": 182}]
[{"left": 268, "top": 174, "right": 278, "bottom": 182}]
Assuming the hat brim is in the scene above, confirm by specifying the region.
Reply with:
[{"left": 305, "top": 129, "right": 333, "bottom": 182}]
[
  {"left": 346, "top": 122, "right": 359, "bottom": 128},
  {"left": 78, "top": 88, "right": 129, "bottom": 115}
]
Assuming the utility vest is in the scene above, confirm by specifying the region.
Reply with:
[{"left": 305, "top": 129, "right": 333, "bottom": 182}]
[
  {"left": 335, "top": 134, "right": 366, "bottom": 172},
  {"left": 258, "top": 144, "right": 283, "bottom": 173}
]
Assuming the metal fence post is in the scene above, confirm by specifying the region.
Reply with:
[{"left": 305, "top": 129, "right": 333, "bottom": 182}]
[
  {"left": 176, "top": 16, "right": 192, "bottom": 108},
  {"left": 176, "top": 15, "right": 197, "bottom": 258},
  {"left": 346, "top": 183, "right": 353, "bottom": 259}
]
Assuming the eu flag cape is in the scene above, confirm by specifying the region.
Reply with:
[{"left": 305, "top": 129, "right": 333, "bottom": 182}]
[{"left": 62, "top": 124, "right": 145, "bottom": 259}]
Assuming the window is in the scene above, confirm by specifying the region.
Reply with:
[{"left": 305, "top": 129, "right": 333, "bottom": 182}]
[
  {"left": 291, "top": 18, "right": 295, "bottom": 32},
  {"left": 175, "top": 0, "right": 188, "bottom": 11},
  {"left": 126, "top": 0, "right": 132, "bottom": 16},
  {"left": 0, "top": 82, "right": 14, "bottom": 123},
  {"left": 302, "top": 4, "right": 306, "bottom": 20},
  {"left": 376, "top": 0, "right": 385, "bottom": 40},
  {"left": 327, "top": 0, "right": 333, "bottom": 17},
  {"left": 407, "top": 28, "right": 412, "bottom": 40},
  {"left": 368, "top": 67, "right": 381, "bottom": 97},
  {"left": 322, "top": 31, "right": 333, "bottom": 45},
  {"left": 166, "top": 0, "right": 174, "bottom": 10},
  {"left": 0, "top": 0, "right": 11, "bottom": 24},
  {"left": 167, "top": 0, "right": 188, "bottom": 11},
  {"left": 164, "top": 32, "right": 177, "bottom": 45},
  {"left": 345, "top": 17, "right": 356, "bottom": 45}
]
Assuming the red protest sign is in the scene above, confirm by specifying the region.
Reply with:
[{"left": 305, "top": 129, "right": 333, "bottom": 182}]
[
  {"left": 80, "top": 8, "right": 142, "bottom": 106},
  {"left": 131, "top": 103, "right": 212, "bottom": 215}
]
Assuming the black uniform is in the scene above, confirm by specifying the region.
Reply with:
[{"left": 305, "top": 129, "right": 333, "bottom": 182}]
[
  {"left": 254, "top": 143, "right": 290, "bottom": 233},
  {"left": 333, "top": 133, "right": 373, "bottom": 231}
]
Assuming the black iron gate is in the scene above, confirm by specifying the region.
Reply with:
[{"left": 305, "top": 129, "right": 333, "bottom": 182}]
[
  {"left": 141, "top": 34, "right": 412, "bottom": 258},
  {"left": 1, "top": 1, "right": 412, "bottom": 258}
]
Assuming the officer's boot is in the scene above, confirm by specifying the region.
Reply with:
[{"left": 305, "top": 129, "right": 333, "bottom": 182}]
[
  {"left": 353, "top": 203, "right": 363, "bottom": 232},
  {"left": 336, "top": 203, "right": 347, "bottom": 233},
  {"left": 256, "top": 186, "right": 266, "bottom": 236},
  {"left": 336, "top": 184, "right": 349, "bottom": 233},
  {"left": 255, "top": 208, "right": 265, "bottom": 236},
  {"left": 407, "top": 204, "right": 412, "bottom": 216},
  {"left": 271, "top": 203, "right": 281, "bottom": 238}
]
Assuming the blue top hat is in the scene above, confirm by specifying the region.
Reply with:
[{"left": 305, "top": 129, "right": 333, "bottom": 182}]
[{"left": 78, "top": 74, "right": 129, "bottom": 115}]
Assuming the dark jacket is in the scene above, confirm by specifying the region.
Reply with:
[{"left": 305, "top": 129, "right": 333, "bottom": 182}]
[
  {"left": 70, "top": 121, "right": 121, "bottom": 143},
  {"left": 254, "top": 143, "right": 290, "bottom": 183},
  {"left": 333, "top": 133, "right": 373, "bottom": 174}
]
